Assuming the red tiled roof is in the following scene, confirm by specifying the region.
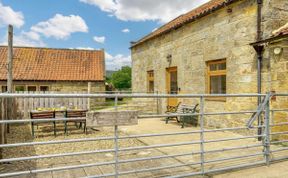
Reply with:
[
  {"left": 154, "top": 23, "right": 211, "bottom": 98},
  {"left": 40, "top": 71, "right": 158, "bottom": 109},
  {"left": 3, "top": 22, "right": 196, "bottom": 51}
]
[
  {"left": 0, "top": 46, "right": 105, "bottom": 81},
  {"left": 131, "top": 0, "right": 239, "bottom": 48}
]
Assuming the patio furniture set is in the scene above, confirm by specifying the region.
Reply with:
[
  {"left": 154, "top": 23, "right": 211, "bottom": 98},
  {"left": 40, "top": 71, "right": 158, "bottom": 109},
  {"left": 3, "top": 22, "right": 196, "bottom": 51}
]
[
  {"left": 30, "top": 109, "right": 87, "bottom": 137},
  {"left": 30, "top": 102, "right": 198, "bottom": 137}
]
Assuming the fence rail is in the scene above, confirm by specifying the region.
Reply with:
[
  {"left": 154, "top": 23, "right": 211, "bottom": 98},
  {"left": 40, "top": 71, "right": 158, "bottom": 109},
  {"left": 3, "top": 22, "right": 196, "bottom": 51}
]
[{"left": 0, "top": 92, "right": 288, "bottom": 177}]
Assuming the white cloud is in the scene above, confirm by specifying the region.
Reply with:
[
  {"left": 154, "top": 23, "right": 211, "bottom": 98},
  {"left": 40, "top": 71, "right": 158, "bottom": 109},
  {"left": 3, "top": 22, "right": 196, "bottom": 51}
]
[
  {"left": 93, "top": 36, "right": 105, "bottom": 44},
  {"left": 80, "top": 0, "right": 209, "bottom": 23},
  {"left": 13, "top": 35, "right": 46, "bottom": 47},
  {"left": 0, "top": 2, "right": 24, "bottom": 28},
  {"left": 0, "top": 33, "right": 46, "bottom": 47},
  {"left": 22, "top": 31, "right": 41, "bottom": 41},
  {"left": 122, "top": 28, "right": 130, "bottom": 33},
  {"left": 30, "top": 14, "right": 88, "bottom": 40},
  {"left": 105, "top": 52, "right": 131, "bottom": 70},
  {"left": 80, "top": 0, "right": 116, "bottom": 12},
  {"left": 75, "top": 47, "right": 95, "bottom": 50}
]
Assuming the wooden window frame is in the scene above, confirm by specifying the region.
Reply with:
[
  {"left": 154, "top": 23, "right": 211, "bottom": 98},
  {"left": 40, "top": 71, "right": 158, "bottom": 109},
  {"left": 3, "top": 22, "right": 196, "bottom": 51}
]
[
  {"left": 147, "top": 70, "right": 154, "bottom": 93},
  {"left": 40, "top": 86, "right": 49, "bottom": 92},
  {"left": 206, "top": 59, "right": 227, "bottom": 101},
  {"left": 27, "top": 85, "right": 37, "bottom": 92},
  {"left": 14, "top": 85, "right": 25, "bottom": 92},
  {"left": 1, "top": 86, "right": 7, "bottom": 93}
]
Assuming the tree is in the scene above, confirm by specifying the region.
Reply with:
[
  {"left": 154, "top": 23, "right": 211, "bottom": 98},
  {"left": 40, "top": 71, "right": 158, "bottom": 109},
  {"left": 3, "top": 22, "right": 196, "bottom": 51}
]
[{"left": 110, "top": 66, "right": 131, "bottom": 90}]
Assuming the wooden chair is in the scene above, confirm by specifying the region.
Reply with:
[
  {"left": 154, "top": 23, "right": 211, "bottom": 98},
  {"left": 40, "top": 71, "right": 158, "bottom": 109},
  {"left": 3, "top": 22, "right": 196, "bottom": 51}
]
[
  {"left": 30, "top": 111, "right": 56, "bottom": 137},
  {"left": 165, "top": 102, "right": 182, "bottom": 123},
  {"left": 64, "top": 109, "right": 87, "bottom": 134}
]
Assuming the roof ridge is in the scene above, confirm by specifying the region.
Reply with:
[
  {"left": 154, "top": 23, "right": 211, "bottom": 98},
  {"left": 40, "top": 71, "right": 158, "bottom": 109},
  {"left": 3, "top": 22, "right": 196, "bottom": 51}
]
[
  {"left": 131, "top": 0, "right": 239, "bottom": 48},
  {"left": 0, "top": 45, "right": 103, "bottom": 52}
]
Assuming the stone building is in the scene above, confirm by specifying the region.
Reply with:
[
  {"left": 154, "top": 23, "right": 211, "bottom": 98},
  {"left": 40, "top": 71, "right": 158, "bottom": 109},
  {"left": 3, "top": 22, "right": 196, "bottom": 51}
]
[
  {"left": 131, "top": 0, "right": 288, "bottom": 129},
  {"left": 251, "top": 24, "right": 288, "bottom": 139},
  {"left": 0, "top": 46, "right": 105, "bottom": 94}
]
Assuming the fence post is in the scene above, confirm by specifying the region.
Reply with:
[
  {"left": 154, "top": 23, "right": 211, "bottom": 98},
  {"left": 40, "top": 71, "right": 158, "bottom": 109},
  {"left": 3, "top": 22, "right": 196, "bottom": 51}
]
[
  {"left": 114, "top": 96, "right": 119, "bottom": 178},
  {"left": 264, "top": 92, "right": 271, "bottom": 166},
  {"left": 156, "top": 90, "right": 160, "bottom": 114},
  {"left": 199, "top": 96, "right": 205, "bottom": 175},
  {"left": 0, "top": 98, "right": 4, "bottom": 159}
]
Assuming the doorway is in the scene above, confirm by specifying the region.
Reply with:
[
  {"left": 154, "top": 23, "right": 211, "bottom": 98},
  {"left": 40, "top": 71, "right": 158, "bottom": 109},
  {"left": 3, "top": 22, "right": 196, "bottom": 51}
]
[{"left": 166, "top": 67, "right": 178, "bottom": 106}]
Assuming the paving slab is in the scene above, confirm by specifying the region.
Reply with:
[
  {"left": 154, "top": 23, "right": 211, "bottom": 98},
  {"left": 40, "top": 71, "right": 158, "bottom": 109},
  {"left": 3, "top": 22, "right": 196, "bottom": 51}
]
[
  {"left": 122, "top": 118, "right": 287, "bottom": 177},
  {"left": 2, "top": 119, "right": 288, "bottom": 178}
]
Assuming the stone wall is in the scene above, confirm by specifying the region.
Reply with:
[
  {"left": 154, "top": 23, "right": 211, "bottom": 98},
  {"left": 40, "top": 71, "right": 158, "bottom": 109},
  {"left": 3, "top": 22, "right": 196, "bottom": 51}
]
[
  {"left": 0, "top": 81, "right": 105, "bottom": 93},
  {"left": 131, "top": 0, "right": 288, "bottom": 129},
  {"left": 264, "top": 39, "right": 288, "bottom": 140},
  {"left": 0, "top": 81, "right": 105, "bottom": 109},
  {"left": 132, "top": 0, "right": 258, "bottom": 128},
  {"left": 262, "top": 0, "right": 288, "bottom": 39},
  {"left": 260, "top": 0, "right": 288, "bottom": 139}
]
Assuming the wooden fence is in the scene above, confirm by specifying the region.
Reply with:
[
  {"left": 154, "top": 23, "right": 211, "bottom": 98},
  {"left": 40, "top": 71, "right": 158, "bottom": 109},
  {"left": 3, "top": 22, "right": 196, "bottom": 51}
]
[{"left": 15, "top": 91, "right": 89, "bottom": 119}]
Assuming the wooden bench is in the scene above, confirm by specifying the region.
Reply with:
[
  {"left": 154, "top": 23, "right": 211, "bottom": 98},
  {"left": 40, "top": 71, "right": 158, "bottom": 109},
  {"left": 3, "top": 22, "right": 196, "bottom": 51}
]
[
  {"left": 165, "top": 102, "right": 182, "bottom": 124},
  {"left": 30, "top": 110, "right": 56, "bottom": 137},
  {"left": 165, "top": 103, "right": 199, "bottom": 128},
  {"left": 64, "top": 109, "right": 88, "bottom": 134}
]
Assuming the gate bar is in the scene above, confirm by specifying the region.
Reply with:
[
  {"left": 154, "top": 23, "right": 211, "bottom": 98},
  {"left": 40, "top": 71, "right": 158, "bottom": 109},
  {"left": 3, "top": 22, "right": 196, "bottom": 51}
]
[
  {"left": 0, "top": 93, "right": 267, "bottom": 98},
  {"left": 0, "top": 161, "right": 116, "bottom": 177},
  {"left": 168, "top": 161, "right": 266, "bottom": 178},
  {"left": 199, "top": 96, "right": 205, "bottom": 174},
  {"left": 114, "top": 96, "right": 119, "bottom": 178},
  {"left": 0, "top": 126, "right": 264, "bottom": 148},
  {"left": 0, "top": 142, "right": 265, "bottom": 163},
  {"left": 264, "top": 94, "right": 271, "bottom": 166}
]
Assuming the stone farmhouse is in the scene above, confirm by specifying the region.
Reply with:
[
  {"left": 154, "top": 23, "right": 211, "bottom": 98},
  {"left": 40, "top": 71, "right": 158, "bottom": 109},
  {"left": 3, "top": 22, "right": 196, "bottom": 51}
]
[
  {"left": 131, "top": 0, "right": 288, "bottom": 129},
  {"left": 0, "top": 46, "right": 105, "bottom": 94}
]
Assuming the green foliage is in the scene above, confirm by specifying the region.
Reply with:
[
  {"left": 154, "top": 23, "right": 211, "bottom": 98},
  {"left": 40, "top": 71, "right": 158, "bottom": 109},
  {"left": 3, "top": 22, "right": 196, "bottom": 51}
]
[{"left": 110, "top": 66, "right": 131, "bottom": 89}]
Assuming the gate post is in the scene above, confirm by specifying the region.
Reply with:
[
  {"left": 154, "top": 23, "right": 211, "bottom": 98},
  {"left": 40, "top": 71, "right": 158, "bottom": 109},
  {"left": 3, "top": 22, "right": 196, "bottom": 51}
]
[
  {"left": 264, "top": 92, "right": 271, "bottom": 166},
  {"left": 199, "top": 96, "right": 205, "bottom": 175},
  {"left": 114, "top": 96, "right": 119, "bottom": 178}
]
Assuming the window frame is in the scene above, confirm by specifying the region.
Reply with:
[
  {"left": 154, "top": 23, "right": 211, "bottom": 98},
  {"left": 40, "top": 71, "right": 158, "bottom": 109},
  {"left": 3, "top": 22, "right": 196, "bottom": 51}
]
[
  {"left": 147, "top": 70, "right": 154, "bottom": 93},
  {"left": 14, "top": 85, "right": 25, "bottom": 92},
  {"left": 40, "top": 86, "right": 49, "bottom": 92},
  {"left": 27, "top": 85, "right": 37, "bottom": 92},
  {"left": 206, "top": 59, "right": 227, "bottom": 101},
  {"left": 1, "top": 86, "right": 7, "bottom": 93}
]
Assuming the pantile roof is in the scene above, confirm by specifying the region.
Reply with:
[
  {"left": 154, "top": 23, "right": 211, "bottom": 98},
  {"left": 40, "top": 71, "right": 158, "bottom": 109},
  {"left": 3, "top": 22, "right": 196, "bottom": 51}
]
[
  {"left": 131, "top": 0, "right": 239, "bottom": 48},
  {"left": 0, "top": 46, "right": 105, "bottom": 81}
]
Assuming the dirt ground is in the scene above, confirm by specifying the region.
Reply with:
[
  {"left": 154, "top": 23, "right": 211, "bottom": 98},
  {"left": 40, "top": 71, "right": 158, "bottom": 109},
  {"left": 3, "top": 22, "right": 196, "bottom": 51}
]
[
  {"left": 0, "top": 122, "right": 199, "bottom": 178},
  {"left": 0, "top": 118, "right": 287, "bottom": 178}
]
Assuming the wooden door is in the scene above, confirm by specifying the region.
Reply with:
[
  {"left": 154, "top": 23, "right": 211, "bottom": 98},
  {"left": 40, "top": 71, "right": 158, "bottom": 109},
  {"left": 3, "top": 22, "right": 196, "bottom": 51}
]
[{"left": 166, "top": 67, "right": 178, "bottom": 106}]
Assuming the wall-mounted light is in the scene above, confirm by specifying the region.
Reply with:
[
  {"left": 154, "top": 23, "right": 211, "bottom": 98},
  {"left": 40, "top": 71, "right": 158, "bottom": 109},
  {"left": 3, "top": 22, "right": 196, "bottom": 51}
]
[
  {"left": 166, "top": 54, "right": 172, "bottom": 63},
  {"left": 274, "top": 47, "right": 282, "bottom": 55}
]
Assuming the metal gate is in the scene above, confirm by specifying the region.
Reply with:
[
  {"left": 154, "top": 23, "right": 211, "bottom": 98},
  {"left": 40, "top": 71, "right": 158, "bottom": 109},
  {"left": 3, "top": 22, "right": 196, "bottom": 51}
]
[{"left": 0, "top": 92, "right": 288, "bottom": 177}]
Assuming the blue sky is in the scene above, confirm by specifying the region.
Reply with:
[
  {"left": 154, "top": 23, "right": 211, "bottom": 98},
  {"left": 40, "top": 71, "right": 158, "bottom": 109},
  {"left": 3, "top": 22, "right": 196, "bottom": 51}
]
[{"left": 0, "top": 0, "right": 208, "bottom": 70}]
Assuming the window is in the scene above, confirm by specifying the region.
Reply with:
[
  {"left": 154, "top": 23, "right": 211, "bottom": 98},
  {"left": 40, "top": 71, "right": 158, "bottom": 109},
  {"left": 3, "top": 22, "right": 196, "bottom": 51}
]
[
  {"left": 207, "top": 59, "right": 226, "bottom": 94},
  {"left": 15, "top": 85, "right": 25, "bottom": 92},
  {"left": 147, "top": 70, "right": 154, "bottom": 93},
  {"left": 40, "top": 86, "right": 49, "bottom": 92},
  {"left": 1, "top": 86, "right": 7, "bottom": 93},
  {"left": 27, "top": 86, "right": 37, "bottom": 91}
]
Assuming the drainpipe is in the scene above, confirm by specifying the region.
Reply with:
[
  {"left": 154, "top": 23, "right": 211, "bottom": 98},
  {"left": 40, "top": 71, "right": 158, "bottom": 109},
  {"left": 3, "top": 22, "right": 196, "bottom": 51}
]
[{"left": 255, "top": 0, "right": 264, "bottom": 141}]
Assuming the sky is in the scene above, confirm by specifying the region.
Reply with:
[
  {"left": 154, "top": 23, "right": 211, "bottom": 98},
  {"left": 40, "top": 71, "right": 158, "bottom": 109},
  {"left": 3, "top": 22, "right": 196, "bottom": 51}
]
[{"left": 0, "top": 0, "right": 209, "bottom": 70}]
